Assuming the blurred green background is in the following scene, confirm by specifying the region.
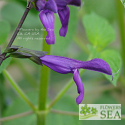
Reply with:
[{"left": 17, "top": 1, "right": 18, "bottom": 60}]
[{"left": 0, "top": 0, "right": 125, "bottom": 125}]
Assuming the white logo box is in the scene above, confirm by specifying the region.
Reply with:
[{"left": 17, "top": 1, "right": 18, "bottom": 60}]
[{"left": 79, "top": 104, "right": 121, "bottom": 120}]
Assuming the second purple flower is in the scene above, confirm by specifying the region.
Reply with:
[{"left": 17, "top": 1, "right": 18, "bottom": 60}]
[{"left": 36, "top": 0, "right": 81, "bottom": 44}]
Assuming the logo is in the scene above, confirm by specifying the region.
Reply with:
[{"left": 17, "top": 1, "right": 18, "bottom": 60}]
[{"left": 79, "top": 104, "right": 121, "bottom": 120}]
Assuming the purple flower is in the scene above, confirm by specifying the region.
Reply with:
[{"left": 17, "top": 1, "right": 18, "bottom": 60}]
[
  {"left": 55, "top": 0, "right": 81, "bottom": 37},
  {"left": 36, "top": 0, "right": 58, "bottom": 44},
  {"left": 40, "top": 55, "right": 112, "bottom": 105},
  {"left": 36, "top": 0, "right": 81, "bottom": 44},
  {"left": 7, "top": 46, "right": 113, "bottom": 104}
]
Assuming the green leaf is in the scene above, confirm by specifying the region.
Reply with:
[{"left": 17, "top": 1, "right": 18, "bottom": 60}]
[
  {"left": 83, "top": 13, "right": 115, "bottom": 50},
  {"left": 121, "top": 0, "right": 125, "bottom": 7},
  {"left": 0, "top": 58, "right": 11, "bottom": 74},
  {"left": 53, "top": 6, "right": 78, "bottom": 55},
  {"left": 0, "top": 20, "right": 10, "bottom": 45},
  {"left": 100, "top": 50, "right": 122, "bottom": 86}
]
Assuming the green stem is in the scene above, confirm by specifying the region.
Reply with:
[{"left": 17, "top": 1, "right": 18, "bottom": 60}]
[
  {"left": 3, "top": 70, "right": 36, "bottom": 111},
  {"left": 36, "top": 112, "right": 46, "bottom": 125},
  {"left": 48, "top": 55, "right": 92, "bottom": 110},
  {"left": 38, "top": 31, "right": 51, "bottom": 110},
  {"left": 37, "top": 29, "right": 51, "bottom": 125},
  {"left": 116, "top": 0, "right": 125, "bottom": 74}
]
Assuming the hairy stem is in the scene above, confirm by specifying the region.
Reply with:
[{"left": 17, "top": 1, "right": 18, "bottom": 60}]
[{"left": 3, "top": 70, "right": 36, "bottom": 111}]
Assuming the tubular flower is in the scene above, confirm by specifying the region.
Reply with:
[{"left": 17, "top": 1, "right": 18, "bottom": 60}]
[
  {"left": 36, "top": 0, "right": 81, "bottom": 44},
  {"left": 36, "top": 0, "right": 58, "bottom": 44},
  {"left": 55, "top": 0, "right": 81, "bottom": 37},
  {"left": 40, "top": 55, "right": 112, "bottom": 105},
  {"left": 6, "top": 46, "right": 113, "bottom": 105}
]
